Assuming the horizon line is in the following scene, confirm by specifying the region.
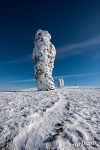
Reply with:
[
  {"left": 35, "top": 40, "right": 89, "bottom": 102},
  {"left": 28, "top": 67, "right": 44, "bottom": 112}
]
[{"left": 9, "top": 72, "right": 100, "bottom": 83}]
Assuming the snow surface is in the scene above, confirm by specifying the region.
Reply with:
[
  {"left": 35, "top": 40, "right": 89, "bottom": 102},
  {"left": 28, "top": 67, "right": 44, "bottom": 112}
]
[{"left": 0, "top": 87, "right": 100, "bottom": 150}]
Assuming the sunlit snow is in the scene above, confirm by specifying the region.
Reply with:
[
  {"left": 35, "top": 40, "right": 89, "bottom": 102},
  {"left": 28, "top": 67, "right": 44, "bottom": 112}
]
[{"left": 0, "top": 87, "right": 100, "bottom": 150}]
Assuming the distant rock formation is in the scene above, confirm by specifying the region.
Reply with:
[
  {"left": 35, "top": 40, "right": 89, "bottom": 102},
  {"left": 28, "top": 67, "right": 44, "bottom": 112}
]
[
  {"left": 76, "top": 83, "right": 79, "bottom": 87},
  {"left": 33, "top": 29, "right": 56, "bottom": 91},
  {"left": 58, "top": 78, "right": 64, "bottom": 88}
]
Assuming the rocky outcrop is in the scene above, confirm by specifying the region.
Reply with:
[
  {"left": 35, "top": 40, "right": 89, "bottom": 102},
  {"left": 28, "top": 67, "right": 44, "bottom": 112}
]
[{"left": 33, "top": 29, "right": 56, "bottom": 91}]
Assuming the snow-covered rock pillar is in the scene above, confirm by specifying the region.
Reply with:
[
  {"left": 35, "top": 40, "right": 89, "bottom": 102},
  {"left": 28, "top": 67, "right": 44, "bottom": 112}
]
[
  {"left": 61, "top": 78, "right": 64, "bottom": 87},
  {"left": 58, "top": 78, "right": 64, "bottom": 88},
  {"left": 33, "top": 29, "right": 56, "bottom": 91},
  {"left": 58, "top": 79, "right": 62, "bottom": 88}
]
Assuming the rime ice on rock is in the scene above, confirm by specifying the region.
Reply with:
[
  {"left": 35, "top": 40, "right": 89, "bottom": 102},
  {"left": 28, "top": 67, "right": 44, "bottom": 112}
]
[
  {"left": 33, "top": 29, "right": 56, "bottom": 91},
  {"left": 61, "top": 78, "right": 64, "bottom": 87},
  {"left": 58, "top": 79, "right": 62, "bottom": 88},
  {"left": 58, "top": 78, "right": 64, "bottom": 88}
]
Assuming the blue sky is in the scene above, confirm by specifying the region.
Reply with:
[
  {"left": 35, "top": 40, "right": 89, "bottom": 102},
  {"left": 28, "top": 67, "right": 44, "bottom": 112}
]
[{"left": 0, "top": 0, "right": 100, "bottom": 90}]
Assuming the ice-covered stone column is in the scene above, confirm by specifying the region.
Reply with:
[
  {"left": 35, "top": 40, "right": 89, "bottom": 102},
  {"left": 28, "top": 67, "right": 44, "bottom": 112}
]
[
  {"left": 61, "top": 78, "right": 64, "bottom": 87},
  {"left": 58, "top": 78, "right": 64, "bottom": 88},
  {"left": 33, "top": 29, "right": 56, "bottom": 91}
]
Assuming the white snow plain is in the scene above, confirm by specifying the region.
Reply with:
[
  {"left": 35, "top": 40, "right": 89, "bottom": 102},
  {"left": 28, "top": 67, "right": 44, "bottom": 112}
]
[{"left": 0, "top": 87, "right": 100, "bottom": 150}]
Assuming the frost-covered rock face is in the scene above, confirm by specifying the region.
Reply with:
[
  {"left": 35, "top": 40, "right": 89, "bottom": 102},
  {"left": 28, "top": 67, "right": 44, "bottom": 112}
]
[{"left": 33, "top": 29, "right": 56, "bottom": 91}]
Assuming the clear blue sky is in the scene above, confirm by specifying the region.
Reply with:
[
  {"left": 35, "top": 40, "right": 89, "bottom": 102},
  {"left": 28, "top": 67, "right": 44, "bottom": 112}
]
[{"left": 0, "top": 0, "right": 100, "bottom": 90}]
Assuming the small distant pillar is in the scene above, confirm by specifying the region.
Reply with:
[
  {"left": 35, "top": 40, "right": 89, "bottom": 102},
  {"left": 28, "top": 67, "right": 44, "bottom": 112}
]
[
  {"left": 58, "top": 77, "right": 64, "bottom": 88},
  {"left": 61, "top": 78, "right": 64, "bottom": 87},
  {"left": 76, "top": 83, "right": 79, "bottom": 87}
]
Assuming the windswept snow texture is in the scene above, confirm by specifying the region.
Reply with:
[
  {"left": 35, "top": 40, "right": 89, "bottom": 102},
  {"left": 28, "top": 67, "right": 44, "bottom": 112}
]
[{"left": 0, "top": 87, "right": 100, "bottom": 150}]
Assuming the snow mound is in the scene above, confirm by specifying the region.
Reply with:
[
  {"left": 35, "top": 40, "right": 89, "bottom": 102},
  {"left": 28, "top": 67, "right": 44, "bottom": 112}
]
[{"left": 0, "top": 87, "right": 100, "bottom": 150}]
